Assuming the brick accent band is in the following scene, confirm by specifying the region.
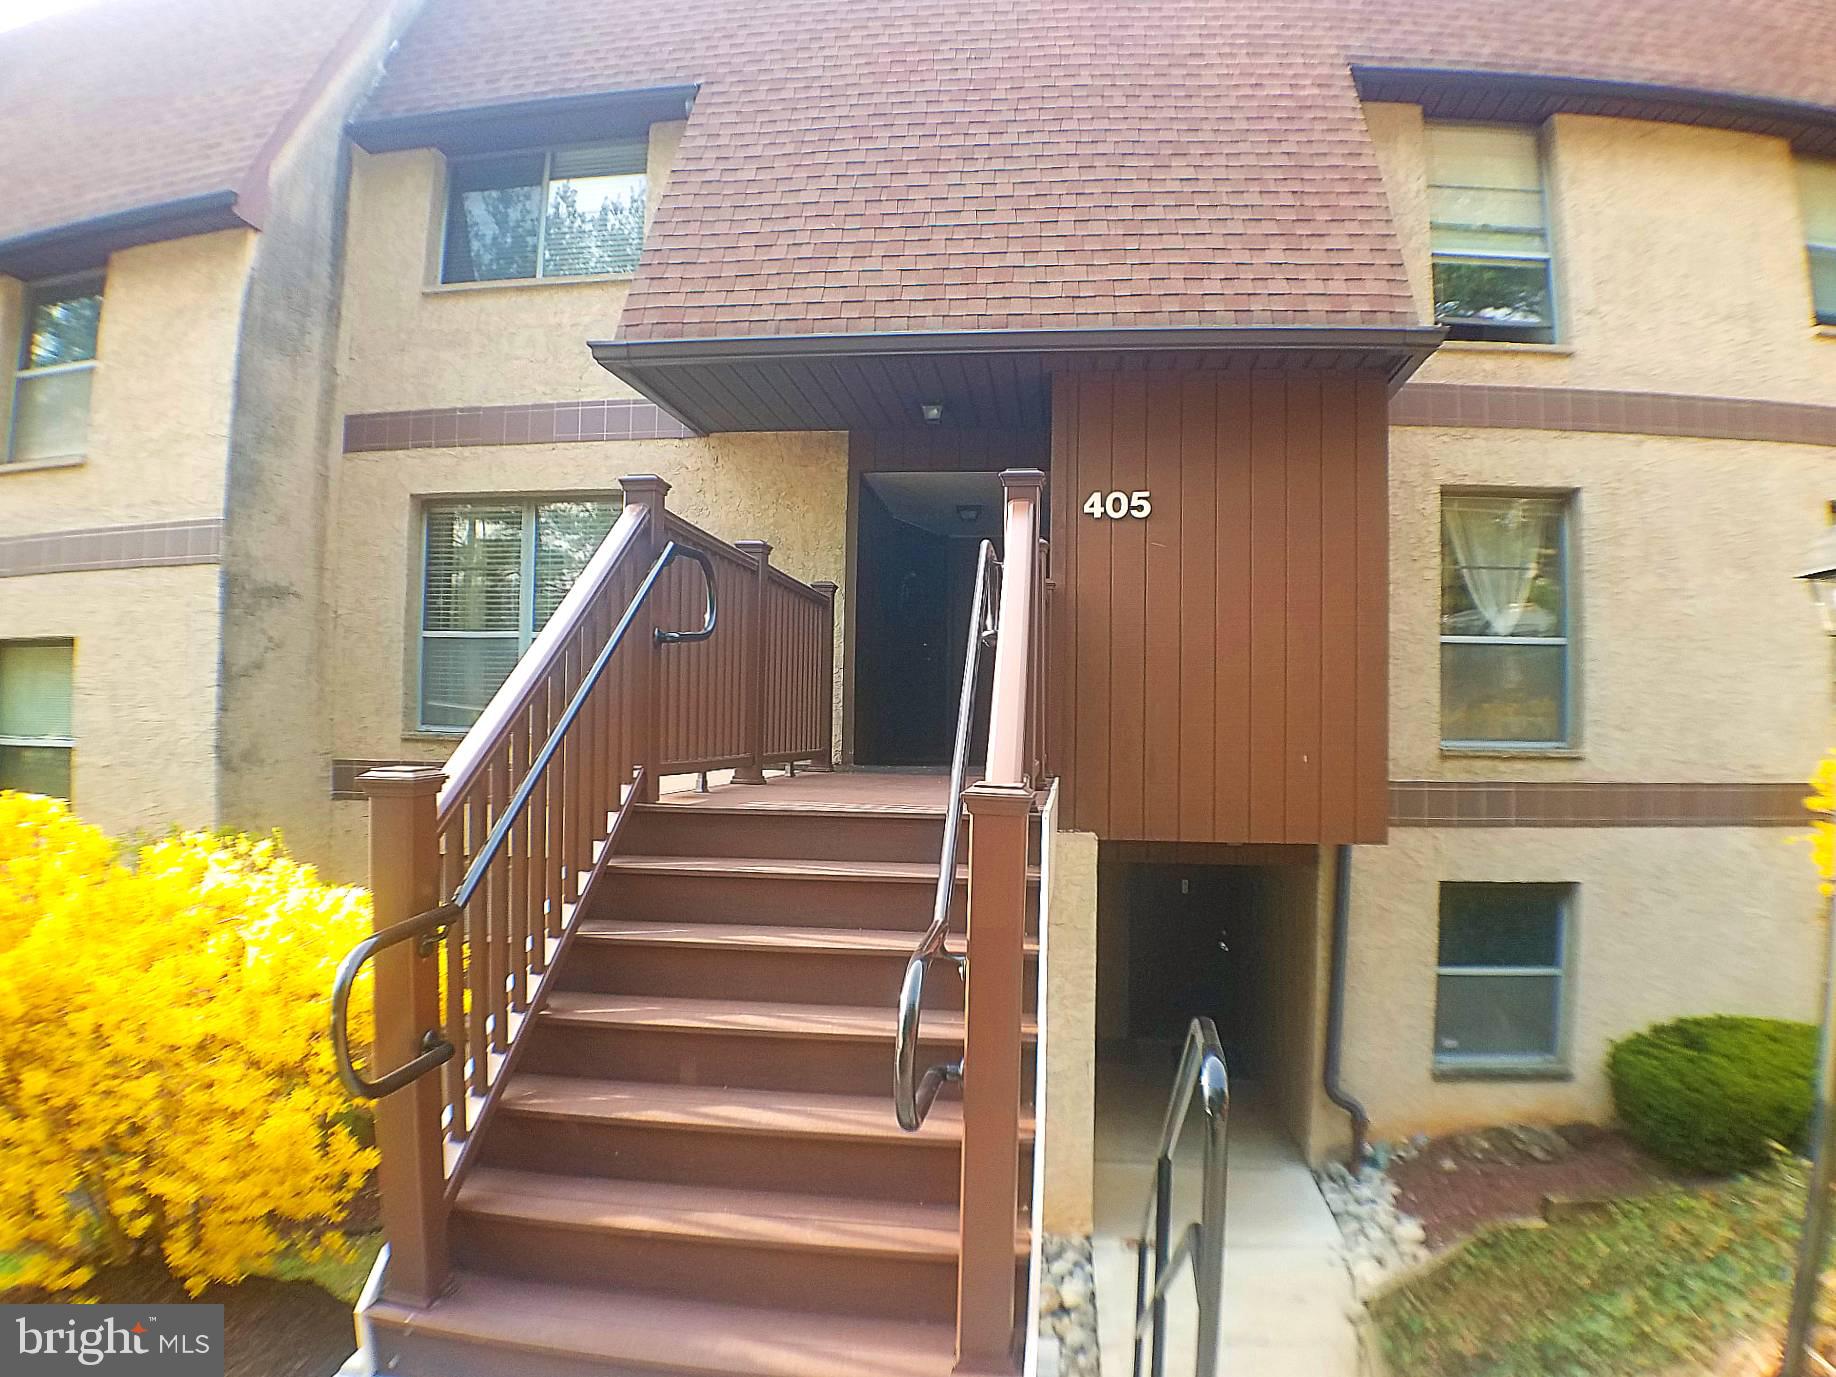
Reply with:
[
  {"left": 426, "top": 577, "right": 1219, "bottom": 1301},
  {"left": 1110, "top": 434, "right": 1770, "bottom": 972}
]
[
  {"left": 0, "top": 517, "right": 223, "bottom": 578},
  {"left": 1390, "top": 780, "right": 1807, "bottom": 828},
  {"left": 1393, "top": 381, "right": 1836, "bottom": 447},
  {"left": 343, "top": 398, "right": 695, "bottom": 453}
]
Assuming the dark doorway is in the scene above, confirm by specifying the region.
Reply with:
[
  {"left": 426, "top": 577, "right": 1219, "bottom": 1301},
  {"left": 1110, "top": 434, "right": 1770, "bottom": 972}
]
[
  {"left": 852, "top": 471, "right": 1003, "bottom": 767},
  {"left": 1121, "top": 864, "right": 1270, "bottom": 1072}
]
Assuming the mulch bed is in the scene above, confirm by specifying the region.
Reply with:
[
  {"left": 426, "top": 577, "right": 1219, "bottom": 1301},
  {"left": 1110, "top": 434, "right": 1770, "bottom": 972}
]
[
  {"left": 1390, "top": 1123, "right": 1693, "bottom": 1249},
  {"left": 3, "top": 1262, "right": 355, "bottom": 1377}
]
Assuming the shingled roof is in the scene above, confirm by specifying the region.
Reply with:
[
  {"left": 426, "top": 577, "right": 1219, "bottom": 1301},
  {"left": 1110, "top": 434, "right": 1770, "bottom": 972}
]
[
  {"left": 0, "top": 0, "right": 394, "bottom": 270},
  {"left": 358, "top": 0, "right": 1836, "bottom": 342}
]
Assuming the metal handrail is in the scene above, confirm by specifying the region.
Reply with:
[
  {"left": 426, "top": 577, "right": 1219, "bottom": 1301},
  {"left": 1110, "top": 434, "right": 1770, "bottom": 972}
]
[
  {"left": 894, "top": 538, "right": 1000, "bottom": 1132},
  {"left": 331, "top": 540, "right": 717, "bottom": 1101},
  {"left": 1133, "top": 1017, "right": 1230, "bottom": 1377}
]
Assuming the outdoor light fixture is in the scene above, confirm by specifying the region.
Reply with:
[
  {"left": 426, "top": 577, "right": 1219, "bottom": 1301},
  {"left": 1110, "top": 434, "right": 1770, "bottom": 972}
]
[
  {"left": 920, "top": 402, "right": 945, "bottom": 425},
  {"left": 956, "top": 504, "right": 983, "bottom": 524},
  {"left": 1781, "top": 521, "right": 1836, "bottom": 1377}
]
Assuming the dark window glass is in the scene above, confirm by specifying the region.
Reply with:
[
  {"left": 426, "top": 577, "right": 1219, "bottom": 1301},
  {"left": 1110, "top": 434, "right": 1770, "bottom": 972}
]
[{"left": 441, "top": 154, "right": 544, "bottom": 284}]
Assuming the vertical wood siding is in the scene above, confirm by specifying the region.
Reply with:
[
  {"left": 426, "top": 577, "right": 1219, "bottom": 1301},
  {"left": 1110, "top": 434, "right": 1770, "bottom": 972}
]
[{"left": 1049, "top": 371, "right": 1389, "bottom": 844}]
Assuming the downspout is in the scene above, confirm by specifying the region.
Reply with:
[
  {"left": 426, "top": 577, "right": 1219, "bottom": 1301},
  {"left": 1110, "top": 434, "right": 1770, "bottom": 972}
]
[{"left": 1323, "top": 843, "right": 1370, "bottom": 1173}]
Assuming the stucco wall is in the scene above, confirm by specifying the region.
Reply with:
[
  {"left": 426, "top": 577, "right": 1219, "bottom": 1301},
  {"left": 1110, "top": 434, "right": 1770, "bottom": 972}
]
[
  {"left": 1390, "top": 426, "right": 1832, "bottom": 781},
  {"left": 1337, "top": 827, "right": 1822, "bottom": 1145},
  {"left": 0, "top": 565, "right": 222, "bottom": 834},
  {"left": 1042, "top": 825, "right": 1098, "bottom": 1234},
  {"left": 336, "top": 120, "right": 687, "bottom": 414},
  {"left": 1365, "top": 104, "right": 1836, "bottom": 404}
]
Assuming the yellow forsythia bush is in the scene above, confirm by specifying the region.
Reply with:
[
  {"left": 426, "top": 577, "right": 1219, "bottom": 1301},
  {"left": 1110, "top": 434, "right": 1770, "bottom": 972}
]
[{"left": 0, "top": 792, "right": 378, "bottom": 1294}]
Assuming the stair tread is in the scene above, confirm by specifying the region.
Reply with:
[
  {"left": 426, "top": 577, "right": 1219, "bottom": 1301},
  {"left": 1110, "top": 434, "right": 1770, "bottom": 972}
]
[
  {"left": 456, "top": 1167, "right": 1027, "bottom": 1258},
  {"left": 577, "top": 917, "right": 1040, "bottom": 957},
  {"left": 366, "top": 1269, "right": 957, "bottom": 1377},
  {"left": 541, "top": 991, "right": 1038, "bottom": 1042},
  {"left": 602, "top": 854, "right": 1042, "bottom": 883},
  {"left": 501, "top": 1074, "right": 1034, "bottom": 1144}
]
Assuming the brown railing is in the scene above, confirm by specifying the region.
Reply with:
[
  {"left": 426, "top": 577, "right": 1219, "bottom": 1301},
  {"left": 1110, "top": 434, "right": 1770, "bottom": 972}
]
[{"left": 333, "top": 473, "right": 837, "bottom": 1308}]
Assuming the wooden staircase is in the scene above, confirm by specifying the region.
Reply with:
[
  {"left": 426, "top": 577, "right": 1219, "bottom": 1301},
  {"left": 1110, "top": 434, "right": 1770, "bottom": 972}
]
[{"left": 361, "top": 789, "right": 1040, "bottom": 1377}]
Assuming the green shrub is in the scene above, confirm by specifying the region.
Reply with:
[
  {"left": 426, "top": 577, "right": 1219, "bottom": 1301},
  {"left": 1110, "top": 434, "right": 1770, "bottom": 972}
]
[{"left": 1608, "top": 1016, "right": 1816, "bottom": 1174}]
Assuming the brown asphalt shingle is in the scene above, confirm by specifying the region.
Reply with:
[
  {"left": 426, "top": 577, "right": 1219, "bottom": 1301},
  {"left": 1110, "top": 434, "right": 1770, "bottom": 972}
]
[{"left": 0, "top": 0, "right": 391, "bottom": 250}]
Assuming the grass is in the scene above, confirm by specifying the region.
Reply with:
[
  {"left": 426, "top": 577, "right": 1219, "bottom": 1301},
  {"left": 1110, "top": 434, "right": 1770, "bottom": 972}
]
[
  {"left": 1372, "top": 1159, "right": 1809, "bottom": 1377},
  {"left": 265, "top": 1233, "right": 384, "bottom": 1305}
]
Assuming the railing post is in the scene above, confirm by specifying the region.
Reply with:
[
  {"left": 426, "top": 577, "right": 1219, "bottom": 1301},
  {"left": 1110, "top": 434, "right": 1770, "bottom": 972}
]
[
  {"left": 620, "top": 474, "right": 670, "bottom": 804},
  {"left": 987, "top": 469, "right": 1044, "bottom": 786},
  {"left": 361, "top": 765, "right": 450, "bottom": 1309},
  {"left": 810, "top": 579, "right": 838, "bottom": 769},
  {"left": 733, "top": 539, "right": 772, "bottom": 785},
  {"left": 955, "top": 780, "right": 1033, "bottom": 1377}
]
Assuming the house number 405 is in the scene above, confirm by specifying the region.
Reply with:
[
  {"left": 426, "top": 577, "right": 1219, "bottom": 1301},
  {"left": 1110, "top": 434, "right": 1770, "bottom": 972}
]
[{"left": 1083, "top": 490, "right": 1152, "bottom": 519}]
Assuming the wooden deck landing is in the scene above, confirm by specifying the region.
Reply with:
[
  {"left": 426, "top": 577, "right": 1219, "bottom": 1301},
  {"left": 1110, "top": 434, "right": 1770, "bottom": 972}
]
[{"left": 655, "top": 768, "right": 955, "bottom": 814}]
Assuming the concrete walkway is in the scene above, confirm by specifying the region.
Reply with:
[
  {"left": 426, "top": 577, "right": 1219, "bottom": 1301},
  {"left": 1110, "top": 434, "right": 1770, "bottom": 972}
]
[{"left": 1091, "top": 1051, "right": 1360, "bottom": 1377}]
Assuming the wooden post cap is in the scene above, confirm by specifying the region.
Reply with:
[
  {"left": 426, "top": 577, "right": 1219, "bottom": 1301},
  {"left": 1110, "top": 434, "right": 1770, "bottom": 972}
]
[
  {"left": 358, "top": 765, "right": 446, "bottom": 796},
  {"left": 962, "top": 782, "right": 1034, "bottom": 815},
  {"left": 618, "top": 474, "right": 672, "bottom": 503},
  {"left": 998, "top": 468, "right": 1047, "bottom": 493}
]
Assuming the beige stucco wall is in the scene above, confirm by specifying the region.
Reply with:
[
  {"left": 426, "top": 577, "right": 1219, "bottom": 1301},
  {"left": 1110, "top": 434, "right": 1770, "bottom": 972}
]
[
  {"left": 0, "top": 229, "right": 253, "bottom": 534},
  {"left": 1336, "top": 827, "right": 1822, "bottom": 1146},
  {"left": 1365, "top": 103, "right": 1836, "bottom": 404},
  {"left": 0, "top": 565, "right": 222, "bottom": 834},
  {"left": 336, "top": 120, "right": 687, "bottom": 414},
  {"left": 1041, "top": 824, "right": 1098, "bottom": 1234},
  {"left": 1390, "top": 426, "right": 1833, "bottom": 781}
]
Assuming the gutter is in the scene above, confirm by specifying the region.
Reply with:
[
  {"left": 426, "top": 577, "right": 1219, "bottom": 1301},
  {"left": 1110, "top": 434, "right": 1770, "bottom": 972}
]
[
  {"left": 1323, "top": 843, "right": 1370, "bottom": 1174},
  {"left": 0, "top": 191, "right": 243, "bottom": 274}
]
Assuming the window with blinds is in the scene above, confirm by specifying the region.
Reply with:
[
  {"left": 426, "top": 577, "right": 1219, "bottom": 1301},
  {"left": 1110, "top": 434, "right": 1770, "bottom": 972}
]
[
  {"left": 10, "top": 274, "right": 103, "bottom": 464},
  {"left": 1798, "top": 157, "right": 1836, "bottom": 325},
  {"left": 440, "top": 141, "right": 649, "bottom": 285},
  {"left": 1427, "top": 123, "right": 1556, "bottom": 344},
  {"left": 1434, "top": 883, "right": 1571, "bottom": 1074},
  {"left": 0, "top": 641, "right": 74, "bottom": 800},
  {"left": 419, "top": 498, "right": 619, "bottom": 730}
]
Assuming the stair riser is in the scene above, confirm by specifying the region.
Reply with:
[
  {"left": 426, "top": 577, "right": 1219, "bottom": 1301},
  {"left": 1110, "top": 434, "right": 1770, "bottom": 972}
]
[
  {"left": 605, "top": 871, "right": 1039, "bottom": 932},
  {"left": 626, "top": 808, "right": 1043, "bottom": 866},
  {"left": 483, "top": 1113, "right": 966, "bottom": 1205},
  {"left": 371, "top": 1328, "right": 674, "bottom": 1377},
  {"left": 558, "top": 943, "right": 1040, "bottom": 1012},
  {"left": 520, "top": 1022, "right": 1034, "bottom": 1097},
  {"left": 451, "top": 1214, "right": 959, "bottom": 1323}
]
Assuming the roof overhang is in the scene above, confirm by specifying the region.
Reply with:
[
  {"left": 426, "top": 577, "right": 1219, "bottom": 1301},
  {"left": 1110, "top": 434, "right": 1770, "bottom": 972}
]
[
  {"left": 1352, "top": 65, "right": 1836, "bottom": 156},
  {"left": 590, "top": 325, "right": 1446, "bottom": 434},
  {"left": 351, "top": 84, "right": 701, "bottom": 157},
  {"left": 0, "top": 190, "right": 245, "bottom": 280}
]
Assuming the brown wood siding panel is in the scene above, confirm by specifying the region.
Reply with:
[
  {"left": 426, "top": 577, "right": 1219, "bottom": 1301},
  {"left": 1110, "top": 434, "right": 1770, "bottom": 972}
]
[{"left": 1054, "top": 371, "right": 1388, "bottom": 845}]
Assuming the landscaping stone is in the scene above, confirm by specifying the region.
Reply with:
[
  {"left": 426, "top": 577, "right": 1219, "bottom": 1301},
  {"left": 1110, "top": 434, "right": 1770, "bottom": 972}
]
[
  {"left": 1317, "top": 1159, "right": 1432, "bottom": 1300},
  {"left": 1039, "top": 1234, "right": 1099, "bottom": 1377}
]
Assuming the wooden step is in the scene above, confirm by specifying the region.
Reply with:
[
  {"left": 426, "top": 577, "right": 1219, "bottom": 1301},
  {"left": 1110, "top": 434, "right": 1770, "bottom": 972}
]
[
  {"left": 481, "top": 1076, "right": 1031, "bottom": 1205},
  {"left": 629, "top": 801, "right": 1042, "bottom": 866},
  {"left": 365, "top": 1269, "right": 957, "bottom": 1377},
  {"left": 594, "top": 854, "right": 1042, "bottom": 931},
  {"left": 451, "top": 1168, "right": 1022, "bottom": 1319}
]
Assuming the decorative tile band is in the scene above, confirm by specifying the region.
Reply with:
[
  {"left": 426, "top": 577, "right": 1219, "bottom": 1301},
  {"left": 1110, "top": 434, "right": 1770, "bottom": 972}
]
[
  {"left": 330, "top": 758, "right": 438, "bottom": 800},
  {"left": 1390, "top": 780, "right": 1808, "bottom": 828},
  {"left": 0, "top": 517, "right": 223, "bottom": 578},
  {"left": 1393, "top": 381, "right": 1836, "bottom": 447},
  {"left": 343, "top": 398, "right": 695, "bottom": 453}
]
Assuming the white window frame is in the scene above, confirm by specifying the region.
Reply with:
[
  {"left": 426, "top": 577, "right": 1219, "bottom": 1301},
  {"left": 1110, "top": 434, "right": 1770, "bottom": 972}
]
[
  {"left": 416, "top": 497, "right": 618, "bottom": 733},
  {"left": 9, "top": 270, "right": 104, "bottom": 465},
  {"left": 0, "top": 639, "right": 76, "bottom": 801},
  {"left": 1439, "top": 490, "right": 1574, "bottom": 751},
  {"left": 1427, "top": 121, "right": 1560, "bottom": 345},
  {"left": 1433, "top": 882, "right": 1573, "bottom": 1078},
  {"left": 437, "top": 142, "right": 649, "bottom": 287}
]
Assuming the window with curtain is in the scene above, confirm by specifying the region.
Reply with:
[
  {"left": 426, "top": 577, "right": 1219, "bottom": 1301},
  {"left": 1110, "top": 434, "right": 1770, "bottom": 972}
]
[
  {"left": 419, "top": 498, "right": 619, "bottom": 730},
  {"left": 10, "top": 274, "right": 103, "bottom": 464},
  {"left": 0, "top": 641, "right": 74, "bottom": 800},
  {"left": 1798, "top": 157, "right": 1836, "bottom": 325},
  {"left": 1428, "top": 123, "right": 1556, "bottom": 344},
  {"left": 1440, "top": 493, "right": 1570, "bottom": 747},
  {"left": 1435, "top": 883, "right": 1570, "bottom": 1073},
  {"left": 440, "top": 142, "right": 649, "bottom": 285}
]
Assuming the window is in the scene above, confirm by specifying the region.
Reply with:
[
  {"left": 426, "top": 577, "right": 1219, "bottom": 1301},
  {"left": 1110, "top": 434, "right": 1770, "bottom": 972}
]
[
  {"left": 0, "top": 641, "right": 74, "bottom": 800},
  {"left": 1441, "top": 493, "right": 1570, "bottom": 747},
  {"left": 1798, "top": 157, "right": 1836, "bottom": 326},
  {"left": 1435, "top": 884, "right": 1570, "bottom": 1073},
  {"left": 1428, "top": 123, "right": 1556, "bottom": 344},
  {"left": 10, "top": 273, "right": 103, "bottom": 463},
  {"left": 419, "top": 498, "right": 620, "bottom": 730},
  {"left": 440, "top": 142, "right": 649, "bottom": 285}
]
